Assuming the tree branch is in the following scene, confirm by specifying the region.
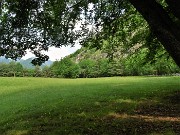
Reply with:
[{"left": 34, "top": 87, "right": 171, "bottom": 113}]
[{"left": 129, "top": 0, "right": 180, "bottom": 67}]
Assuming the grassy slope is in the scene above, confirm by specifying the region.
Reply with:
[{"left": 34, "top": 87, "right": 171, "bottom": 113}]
[{"left": 0, "top": 77, "right": 179, "bottom": 135}]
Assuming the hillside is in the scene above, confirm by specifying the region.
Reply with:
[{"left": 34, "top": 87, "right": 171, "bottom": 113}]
[
  {"left": 64, "top": 46, "right": 180, "bottom": 77},
  {"left": 68, "top": 47, "right": 122, "bottom": 63}
]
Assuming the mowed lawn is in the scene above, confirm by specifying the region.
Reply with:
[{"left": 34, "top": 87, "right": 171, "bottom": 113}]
[{"left": 0, "top": 77, "right": 179, "bottom": 135}]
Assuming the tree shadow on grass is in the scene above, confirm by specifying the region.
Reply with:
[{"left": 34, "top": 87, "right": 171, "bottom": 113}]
[
  {"left": 135, "top": 90, "right": 180, "bottom": 117},
  {"left": 163, "top": 90, "right": 180, "bottom": 104},
  {"left": 103, "top": 115, "right": 179, "bottom": 135},
  {"left": 1, "top": 91, "right": 179, "bottom": 135},
  {"left": 103, "top": 90, "right": 180, "bottom": 135}
]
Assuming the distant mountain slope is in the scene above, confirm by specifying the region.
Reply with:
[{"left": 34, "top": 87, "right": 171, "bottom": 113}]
[
  {"left": 68, "top": 46, "right": 125, "bottom": 64},
  {"left": 0, "top": 57, "right": 12, "bottom": 63},
  {"left": 19, "top": 58, "right": 53, "bottom": 69},
  {"left": 68, "top": 47, "right": 108, "bottom": 63},
  {"left": 0, "top": 57, "right": 53, "bottom": 69}
]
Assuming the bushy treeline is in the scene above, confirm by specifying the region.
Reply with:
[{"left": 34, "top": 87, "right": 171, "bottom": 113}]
[
  {"left": 0, "top": 53, "right": 179, "bottom": 78},
  {"left": 0, "top": 62, "right": 23, "bottom": 77},
  {"left": 50, "top": 54, "right": 180, "bottom": 78},
  {"left": 0, "top": 62, "right": 52, "bottom": 77}
]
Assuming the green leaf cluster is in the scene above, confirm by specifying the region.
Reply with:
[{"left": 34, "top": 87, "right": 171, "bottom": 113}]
[{"left": 50, "top": 57, "right": 80, "bottom": 78}]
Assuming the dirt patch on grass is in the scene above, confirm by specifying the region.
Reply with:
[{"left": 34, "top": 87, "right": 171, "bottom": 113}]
[
  {"left": 107, "top": 113, "right": 180, "bottom": 122},
  {"left": 114, "top": 99, "right": 137, "bottom": 104},
  {"left": 6, "top": 130, "right": 28, "bottom": 135}
]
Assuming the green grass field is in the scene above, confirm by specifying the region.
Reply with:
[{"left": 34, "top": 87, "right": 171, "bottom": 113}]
[{"left": 0, "top": 77, "right": 179, "bottom": 135}]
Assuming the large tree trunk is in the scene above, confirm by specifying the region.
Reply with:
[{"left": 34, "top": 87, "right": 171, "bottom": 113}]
[{"left": 129, "top": 0, "right": 180, "bottom": 67}]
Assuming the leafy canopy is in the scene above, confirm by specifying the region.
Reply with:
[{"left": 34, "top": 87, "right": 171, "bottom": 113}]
[
  {"left": 0, "top": 0, "right": 128, "bottom": 65},
  {"left": 0, "top": 0, "right": 179, "bottom": 66}
]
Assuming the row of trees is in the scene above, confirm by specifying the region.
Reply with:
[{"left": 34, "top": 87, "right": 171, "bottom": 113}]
[
  {"left": 1, "top": 52, "right": 179, "bottom": 78},
  {"left": 50, "top": 54, "right": 179, "bottom": 78},
  {"left": 0, "top": 62, "right": 51, "bottom": 77},
  {"left": 0, "top": 62, "right": 23, "bottom": 77}
]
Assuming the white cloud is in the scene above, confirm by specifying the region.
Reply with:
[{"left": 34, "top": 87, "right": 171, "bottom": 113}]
[
  {"left": 21, "top": 44, "right": 81, "bottom": 61},
  {"left": 21, "top": 51, "right": 35, "bottom": 60}
]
